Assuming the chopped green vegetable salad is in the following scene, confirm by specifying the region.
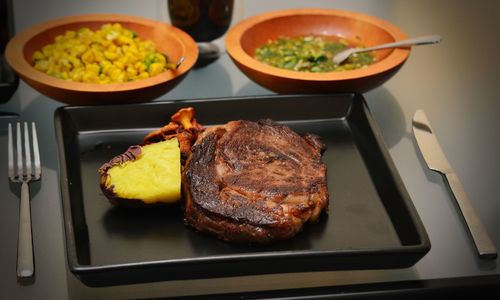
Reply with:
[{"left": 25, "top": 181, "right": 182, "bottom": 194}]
[{"left": 255, "top": 35, "right": 375, "bottom": 72}]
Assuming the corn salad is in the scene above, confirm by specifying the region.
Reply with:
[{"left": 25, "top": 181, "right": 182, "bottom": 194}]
[{"left": 32, "top": 23, "right": 176, "bottom": 83}]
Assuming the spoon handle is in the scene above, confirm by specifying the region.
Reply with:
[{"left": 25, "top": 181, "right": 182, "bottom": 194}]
[{"left": 362, "top": 35, "right": 442, "bottom": 52}]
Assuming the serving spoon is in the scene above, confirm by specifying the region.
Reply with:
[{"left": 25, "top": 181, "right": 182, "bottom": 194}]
[{"left": 332, "top": 35, "right": 442, "bottom": 65}]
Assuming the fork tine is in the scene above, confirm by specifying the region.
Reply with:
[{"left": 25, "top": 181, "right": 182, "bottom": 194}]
[
  {"left": 16, "top": 122, "right": 22, "bottom": 179},
  {"left": 8, "top": 123, "right": 14, "bottom": 180},
  {"left": 23, "top": 122, "right": 32, "bottom": 181},
  {"left": 32, "top": 122, "right": 41, "bottom": 180}
]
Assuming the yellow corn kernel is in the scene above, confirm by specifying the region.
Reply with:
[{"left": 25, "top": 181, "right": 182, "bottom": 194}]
[
  {"left": 109, "top": 68, "right": 123, "bottom": 82},
  {"left": 140, "top": 40, "right": 155, "bottom": 52},
  {"left": 148, "top": 62, "right": 163, "bottom": 76},
  {"left": 155, "top": 53, "right": 166, "bottom": 64},
  {"left": 71, "top": 44, "right": 87, "bottom": 57},
  {"left": 115, "top": 36, "right": 132, "bottom": 46},
  {"left": 107, "top": 43, "right": 117, "bottom": 52},
  {"left": 104, "top": 50, "right": 118, "bottom": 61},
  {"left": 69, "top": 68, "right": 84, "bottom": 81},
  {"left": 100, "top": 61, "right": 112, "bottom": 75},
  {"left": 113, "top": 60, "right": 125, "bottom": 70},
  {"left": 34, "top": 60, "right": 49, "bottom": 72},
  {"left": 81, "top": 50, "right": 95, "bottom": 64},
  {"left": 59, "top": 58, "right": 72, "bottom": 72},
  {"left": 32, "top": 51, "right": 45, "bottom": 61},
  {"left": 112, "top": 23, "right": 123, "bottom": 30},
  {"left": 126, "top": 65, "right": 137, "bottom": 78},
  {"left": 77, "top": 27, "right": 92, "bottom": 38},
  {"left": 68, "top": 56, "right": 81, "bottom": 68},
  {"left": 98, "top": 74, "right": 111, "bottom": 84},
  {"left": 125, "top": 53, "right": 139, "bottom": 65},
  {"left": 42, "top": 45, "right": 54, "bottom": 57},
  {"left": 85, "top": 63, "right": 100, "bottom": 75},
  {"left": 138, "top": 72, "right": 149, "bottom": 79},
  {"left": 134, "top": 62, "right": 146, "bottom": 73},
  {"left": 82, "top": 72, "right": 99, "bottom": 83},
  {"left": 101, "top": 24, "right": 112, "bottom": 31},
  {"left": 64, "top": 30, "right": 76, "bottom": 39}
]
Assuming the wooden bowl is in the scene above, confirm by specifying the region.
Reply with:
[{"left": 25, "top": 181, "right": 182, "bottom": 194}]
[
  {"left": 226, "top": 8, "right": 409, "bottom": 94},
  {"left": 5, "top": 14, "right": 198, "bottom": 105}
]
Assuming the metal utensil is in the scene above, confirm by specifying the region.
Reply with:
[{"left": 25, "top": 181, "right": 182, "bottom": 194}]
[
  {"left": 175, "top": 56, "right": 185, "bottom": 69},
  {"left": 412, "top": 110, "right": 497, "bottom": 259},
  {"left": 8, "top": 122, "right": 41, "bottom": 278},
  {"left": 333, "top": 35, "right": 442, "bottom": 65}
]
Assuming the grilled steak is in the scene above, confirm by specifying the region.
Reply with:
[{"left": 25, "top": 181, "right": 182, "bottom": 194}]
[{"left": 183, "top": 119, "right": 328, "bottom": 243}]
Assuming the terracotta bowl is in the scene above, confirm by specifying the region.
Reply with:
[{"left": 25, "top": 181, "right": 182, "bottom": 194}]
[
  {"left": 225, "top": 8, "right": 409, "bottom": 94},
  {"left": 5, "top": 14, "right": 198, "bottom": 105}
]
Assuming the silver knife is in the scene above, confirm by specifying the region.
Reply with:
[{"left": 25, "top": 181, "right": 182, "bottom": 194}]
[{"left": 412, "top": 109, "right": 497, "bottom": 259}]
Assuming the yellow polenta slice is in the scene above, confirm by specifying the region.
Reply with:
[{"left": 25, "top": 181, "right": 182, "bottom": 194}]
[{"left": 99, "top": 138, "right": 181, "bottom": 205}]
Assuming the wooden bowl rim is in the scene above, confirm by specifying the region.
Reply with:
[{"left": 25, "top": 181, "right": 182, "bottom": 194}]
[
  {"left": 5, "top": 13, "right": 198, "bottom": 92},
  {"left": 225, "top": 8, "right": 410, "bottom": 81}
]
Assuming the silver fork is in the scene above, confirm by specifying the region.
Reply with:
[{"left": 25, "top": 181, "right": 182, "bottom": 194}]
[{"left": 8, "top": 122, "right": 41, "bottom": 278}]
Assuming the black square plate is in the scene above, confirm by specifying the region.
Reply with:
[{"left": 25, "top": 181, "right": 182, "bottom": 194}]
[{"left": 54, "top": 94, "right": 430, "bottom": 287}]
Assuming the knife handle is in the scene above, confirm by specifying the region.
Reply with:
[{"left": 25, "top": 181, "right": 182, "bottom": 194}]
[{"left": 444, "top": 172, "right": 497, "bottom": 259}]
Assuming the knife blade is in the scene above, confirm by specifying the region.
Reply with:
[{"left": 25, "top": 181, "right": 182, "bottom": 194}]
[{"left": 412, "top": 109, "right": 497, "bottom": 259}]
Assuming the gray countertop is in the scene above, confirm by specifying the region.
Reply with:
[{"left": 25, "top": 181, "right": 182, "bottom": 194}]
[{"left": 1, "top": 0, "right": 500, "bottom": 298}]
